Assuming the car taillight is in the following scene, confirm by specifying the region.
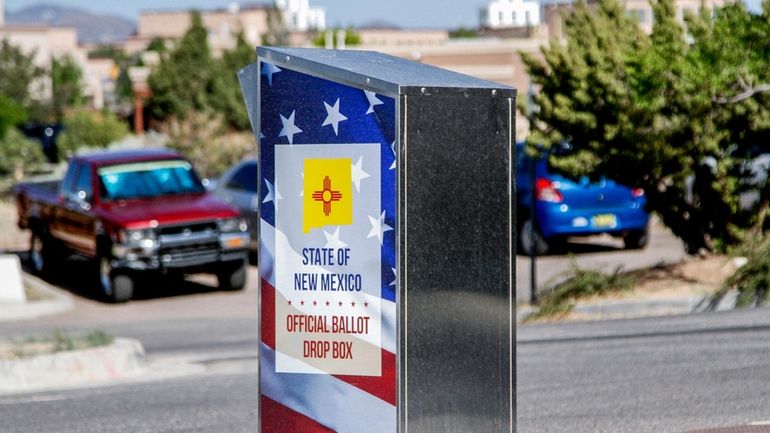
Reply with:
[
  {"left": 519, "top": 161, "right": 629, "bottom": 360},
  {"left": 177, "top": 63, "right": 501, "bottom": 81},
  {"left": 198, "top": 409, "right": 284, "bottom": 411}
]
[
  {"left": 631, "top": 188, "right": 645, "bottom": 198},
  {"left": 535, "top": 178, "right": 564, "bottom": 203}
]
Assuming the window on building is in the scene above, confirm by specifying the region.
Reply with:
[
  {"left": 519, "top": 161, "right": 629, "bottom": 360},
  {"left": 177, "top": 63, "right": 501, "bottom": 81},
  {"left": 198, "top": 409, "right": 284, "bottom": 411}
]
[
  {"left": 512, "top": 11, "right": 517, "bottom": 23},
  {"left": 525, "top": 11, "right": 531, "bottom": 25},
  {"left": 499, "top": 11, "right": 505, "bottom": 24}
]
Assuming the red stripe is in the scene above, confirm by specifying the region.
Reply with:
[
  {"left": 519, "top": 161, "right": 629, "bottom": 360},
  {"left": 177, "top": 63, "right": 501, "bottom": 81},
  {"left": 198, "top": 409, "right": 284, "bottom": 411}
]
[
  {"left": 334, "top": 349, "right": 396, "bottom": 405},
  {"left": 261, "top": 279, "right": 276, "bottom": 349},
  {"left": 262, "top": 278, "right": 396, "bottom": 405},
  {"left": 261, "top": 395, "right": 336, "bottom": 433}
]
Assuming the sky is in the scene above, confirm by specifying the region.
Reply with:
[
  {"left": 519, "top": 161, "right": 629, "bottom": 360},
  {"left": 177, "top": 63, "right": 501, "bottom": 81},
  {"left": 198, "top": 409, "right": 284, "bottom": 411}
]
[{"left": 4, "top": 0, "right": 491, "bottom": 29}]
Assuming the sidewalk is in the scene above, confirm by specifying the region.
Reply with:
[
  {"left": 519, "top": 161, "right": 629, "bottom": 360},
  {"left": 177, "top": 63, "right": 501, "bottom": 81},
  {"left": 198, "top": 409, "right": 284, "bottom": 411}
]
[
  {"left": 517, "top": 290, "right": 738, "bottom": 323},
  {"left": 0, "top": 273, "right": 74, "bottom": 322}
]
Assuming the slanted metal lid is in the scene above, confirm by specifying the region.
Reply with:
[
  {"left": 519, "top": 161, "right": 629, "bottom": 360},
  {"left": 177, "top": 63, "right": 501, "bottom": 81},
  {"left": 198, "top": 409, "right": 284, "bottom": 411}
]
[{"left": 257, "top": 47, "right": 516, "bottom": 98}]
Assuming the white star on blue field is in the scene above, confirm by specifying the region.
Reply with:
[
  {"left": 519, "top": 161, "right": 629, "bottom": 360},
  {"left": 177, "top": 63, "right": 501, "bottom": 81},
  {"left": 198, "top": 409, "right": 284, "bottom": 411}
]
[{"left": 259, "top": 63, "right": 398, "bottom": 302}]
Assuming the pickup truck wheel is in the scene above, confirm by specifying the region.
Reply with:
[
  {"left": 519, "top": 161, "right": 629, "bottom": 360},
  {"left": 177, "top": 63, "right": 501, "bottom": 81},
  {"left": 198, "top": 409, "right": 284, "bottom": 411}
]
[
  {"left": 217, "top": 260, "right": 247, "bottom": 291},
  {"left": 29, "top": 231, "right": 58, "bottom": 276},
  {"left": 99, "top": 256, "right": 134, "bottom": 303}
]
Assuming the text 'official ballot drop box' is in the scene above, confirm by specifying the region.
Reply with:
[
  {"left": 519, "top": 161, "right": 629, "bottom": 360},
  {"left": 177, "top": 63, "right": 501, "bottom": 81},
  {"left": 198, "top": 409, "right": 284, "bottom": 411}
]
[{"left": 239, "top": 47, "right": 516, "bottom": 433}]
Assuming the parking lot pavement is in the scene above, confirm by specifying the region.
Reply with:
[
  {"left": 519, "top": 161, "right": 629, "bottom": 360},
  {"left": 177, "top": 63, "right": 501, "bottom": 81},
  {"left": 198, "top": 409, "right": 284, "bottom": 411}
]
[{"left": 515, "top": 217, "right": 687, "bottom": 303}]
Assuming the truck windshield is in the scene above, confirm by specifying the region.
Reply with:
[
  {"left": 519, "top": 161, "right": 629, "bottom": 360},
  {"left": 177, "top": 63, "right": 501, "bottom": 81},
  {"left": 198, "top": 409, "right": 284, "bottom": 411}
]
[{"left": 98, "top": 160, "right": 205, "bottom": 200}]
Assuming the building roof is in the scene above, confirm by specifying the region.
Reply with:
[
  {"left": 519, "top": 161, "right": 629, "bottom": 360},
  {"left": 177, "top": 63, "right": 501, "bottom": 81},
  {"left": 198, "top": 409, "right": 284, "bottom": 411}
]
[{"left": 140, "top": 2, "right": 271, "bottom": 15}]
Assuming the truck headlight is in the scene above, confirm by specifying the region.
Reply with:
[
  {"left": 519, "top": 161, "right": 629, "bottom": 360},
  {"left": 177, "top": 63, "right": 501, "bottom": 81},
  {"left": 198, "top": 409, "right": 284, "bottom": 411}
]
[
  {"left": 120, "top": 228, "right": 157, "bottom": 246},
  {"left": 218, "top": 217, "right": 248, "bottom": 233}
]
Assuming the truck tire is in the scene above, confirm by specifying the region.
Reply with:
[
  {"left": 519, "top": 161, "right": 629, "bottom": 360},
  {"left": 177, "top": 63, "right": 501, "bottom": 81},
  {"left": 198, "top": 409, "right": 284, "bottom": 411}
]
[
  {"left": 98, "top": 255, "right": 134, "bottom": 303},
  {"left": 217, "top": 259, "right": 247, "bottom": 291},
  {"left": 29, "top": 230, "right": 59, "bottom": 277}
]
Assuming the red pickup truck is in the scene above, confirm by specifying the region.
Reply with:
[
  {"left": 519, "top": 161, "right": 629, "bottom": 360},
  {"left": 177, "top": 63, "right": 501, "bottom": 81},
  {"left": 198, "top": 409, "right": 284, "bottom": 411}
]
[{"left": 16, "top": 148, "right": 250, "bottom": 302}]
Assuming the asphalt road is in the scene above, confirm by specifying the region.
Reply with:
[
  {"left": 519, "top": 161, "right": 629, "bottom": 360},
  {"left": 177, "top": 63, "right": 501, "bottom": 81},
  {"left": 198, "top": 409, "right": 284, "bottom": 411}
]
[
  {"left": 518, "top": 308, "right": 770, "bottom": 433},
  {"left": 0, "top": 223, "right": 761, "bottom": 433},
  {"left": 516, "top": 217, "right": 686, "bottom": 303},
  {"left": 3, "top": 271, "right": 770, "bottom": 433}
]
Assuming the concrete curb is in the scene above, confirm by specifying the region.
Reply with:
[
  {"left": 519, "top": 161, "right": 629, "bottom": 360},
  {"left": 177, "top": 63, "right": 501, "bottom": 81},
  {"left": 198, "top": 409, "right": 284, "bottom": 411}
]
[
  {"left": 0, "top": 338, "right": 145, "bottom": 395},
  {"left": 0, "top": 274, "right": 74, "bottom": 322},
  {"left": 516, "top": 291, "right": 739, "bottom": 323}
]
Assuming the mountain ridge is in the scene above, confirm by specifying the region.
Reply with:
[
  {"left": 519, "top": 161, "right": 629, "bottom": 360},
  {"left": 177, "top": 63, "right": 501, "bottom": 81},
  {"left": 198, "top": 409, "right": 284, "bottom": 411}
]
[{"left": 6, "top": 3, "right": 136, "bottom": 45}]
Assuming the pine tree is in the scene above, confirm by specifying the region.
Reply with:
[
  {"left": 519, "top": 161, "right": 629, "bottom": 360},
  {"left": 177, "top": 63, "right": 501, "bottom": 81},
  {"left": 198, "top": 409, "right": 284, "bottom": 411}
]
[{"left": 147, "top": 10, "right": 214, "bottom": 121}]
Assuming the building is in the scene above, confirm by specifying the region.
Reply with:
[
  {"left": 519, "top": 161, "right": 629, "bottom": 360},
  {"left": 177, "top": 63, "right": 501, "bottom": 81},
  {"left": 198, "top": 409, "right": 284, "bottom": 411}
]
[
  {"left": 482, "top": 0, "right": 541, "bottom": 28},
  {"left": 365, "top": 36, "right": 547, "bottom": 139},
  {"left": 0, "top": 0, "right": 112, "bottom": 109},
  {"left": 622, "top": 0, "right": 725, "bottom": 33},
  {"left": 136, "top": 4, "right": 271, "bottom": 55},
  {"left": 542, "top": 0, "right": 727, "bottom": 38},
  {"left": 275, "top": 0, "right": 325, "bottom": 31},
  {"left": 134, "top": 1, "right": 325, "bottom": 55},
  {"left": 355, "top": 28, "right": 448, "bottom": 48}
]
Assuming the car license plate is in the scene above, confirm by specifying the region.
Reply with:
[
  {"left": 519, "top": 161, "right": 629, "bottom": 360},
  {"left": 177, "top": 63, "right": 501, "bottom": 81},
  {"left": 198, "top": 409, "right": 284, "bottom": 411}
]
[{"left": 592, "top": 214, "right": 617, "bottom": 228}]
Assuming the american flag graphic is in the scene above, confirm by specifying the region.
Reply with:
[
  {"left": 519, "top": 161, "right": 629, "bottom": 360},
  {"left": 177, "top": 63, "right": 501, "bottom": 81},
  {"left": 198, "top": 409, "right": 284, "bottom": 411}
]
[{"left": 258, "top": 61, "right": 397, "bottom": 433}]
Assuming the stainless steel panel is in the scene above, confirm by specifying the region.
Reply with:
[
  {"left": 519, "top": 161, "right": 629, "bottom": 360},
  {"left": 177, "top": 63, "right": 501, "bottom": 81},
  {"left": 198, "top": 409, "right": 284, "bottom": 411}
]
[{"left": 400, "top": 91, "right": 515, "bottom": 433}]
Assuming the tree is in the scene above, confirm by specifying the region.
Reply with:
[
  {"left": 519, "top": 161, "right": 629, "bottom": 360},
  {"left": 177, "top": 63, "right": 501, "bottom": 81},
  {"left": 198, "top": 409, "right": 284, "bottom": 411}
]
[
  {"left": 0, "top": 94, "right": 27, "bottom": 139},
  {"left": 0, "top": 127, "right": 45, "bottom": 180},
  {"left": 0, "top": 39, "right": 45, "bottom": 109},
  {"left": 51, "top": 55, "right": 85, "bottom": 117},
  {"left": 210, "top": 32, "right": 255, "bottom": 131},
  {"left": 57, "top": 109, "right": 129, "bottom": 157},
  {"left": 262, "top": 6, "right": 290, "bottom": 47},
  {"left": 312, "top": 28, "right": 361, "bottom": 48},
  {"left": 147, "top": 10, "right": 214, "bottom": 121},
  {"left": 522, "top": 0, "right": 770, "bottom": 252}
]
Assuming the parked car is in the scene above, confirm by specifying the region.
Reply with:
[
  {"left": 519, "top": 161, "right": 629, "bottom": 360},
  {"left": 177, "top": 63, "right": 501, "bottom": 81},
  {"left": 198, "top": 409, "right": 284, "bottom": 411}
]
[
  {"left": 21, "top": 122, "right": 62, "bottom": 163},
  {"left": 685, "top": 143, "right": 770, "bottom": 212},
  {"left": 16, "top": 148, "right": 250, "bottom": 302},
  {"left": 516, "top": 142, "right": 650, "bottom": 254},
  {"left": 214, "top": 157, "right": 258, "bottom": 261}
]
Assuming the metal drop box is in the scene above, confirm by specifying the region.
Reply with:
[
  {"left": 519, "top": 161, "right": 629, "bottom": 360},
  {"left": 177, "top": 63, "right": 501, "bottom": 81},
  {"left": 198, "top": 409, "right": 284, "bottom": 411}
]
[{"left": 240, "top": 47, "right": 516, "bottom": 433}]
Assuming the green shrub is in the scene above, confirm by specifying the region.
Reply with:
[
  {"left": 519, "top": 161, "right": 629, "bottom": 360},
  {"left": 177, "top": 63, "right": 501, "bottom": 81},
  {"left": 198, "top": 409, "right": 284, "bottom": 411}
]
[
  {"left": 166, "top": 111, "right": 254, "bottom": 178},
  {"left": 531, "top": 262, "right": 634, "bottom": 319},
  {"left": 711, "top": 239, "right": 770, "bottom": 308},
  {"left": 57, "top": 109, "right": 129, "bottom": 157},
  {"left": 0, "top": 128, "right": 45, "bottom": 180}
]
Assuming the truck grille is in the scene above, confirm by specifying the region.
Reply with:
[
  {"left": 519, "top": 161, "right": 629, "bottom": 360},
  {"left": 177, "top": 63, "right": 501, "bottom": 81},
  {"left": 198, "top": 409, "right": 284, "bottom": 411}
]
[
  {"left": 158, "top": 221, "right": 220, "bottom": 267},
  {"left": 160, "top": 245, "right": 219, "bottom": 268}
]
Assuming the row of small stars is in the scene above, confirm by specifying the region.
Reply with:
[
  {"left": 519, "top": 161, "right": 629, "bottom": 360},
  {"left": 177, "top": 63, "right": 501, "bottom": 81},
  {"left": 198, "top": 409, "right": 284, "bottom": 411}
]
[{"left": 288, "top": 300, "right": 369, "bottom": 308}]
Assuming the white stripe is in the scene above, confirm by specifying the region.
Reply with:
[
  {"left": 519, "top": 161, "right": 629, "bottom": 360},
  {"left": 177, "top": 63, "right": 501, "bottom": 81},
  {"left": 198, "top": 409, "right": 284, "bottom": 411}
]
[
  {"left": 261, "top": 219, "right": 397, "bottom": 353},
  {"left": 260, "top": 218, "right": 276, "bottom": 287},
  {"left": 261, "top": 344, "right": 396, "bottom": 433}
]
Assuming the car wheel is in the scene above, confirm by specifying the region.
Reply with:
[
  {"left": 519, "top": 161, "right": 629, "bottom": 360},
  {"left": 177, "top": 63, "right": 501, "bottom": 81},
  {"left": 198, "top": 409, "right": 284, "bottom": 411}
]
[
  {"left": 29, "top": 231, "right": 59, "bottom": 276},
  {"left": 519, "top": 218, "right": 550, "bottom": 255},
  {"left": 217, "top": 259, "right": 247, "bottom": 291},
  {"left": 98, "top": 255, "right": 134, "bottom": 303},
  {"left": 623, "top": 229, "right": 649, "bottom": 250}
]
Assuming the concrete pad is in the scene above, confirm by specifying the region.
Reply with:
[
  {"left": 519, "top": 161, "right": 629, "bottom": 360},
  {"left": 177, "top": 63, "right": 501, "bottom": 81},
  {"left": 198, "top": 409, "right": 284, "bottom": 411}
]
[
  {"left": 0, "top": 255, "right": 26, "bottom": 304},
  {"left": 0, "top": 274, "right": 73, "bottom": 322}
]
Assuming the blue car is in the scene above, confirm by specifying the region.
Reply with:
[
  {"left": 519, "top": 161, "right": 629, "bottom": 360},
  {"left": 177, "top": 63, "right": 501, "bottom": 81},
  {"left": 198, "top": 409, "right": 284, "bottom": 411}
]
[{"left": 516, "top": 142, "right": 649, "bottom": 254}]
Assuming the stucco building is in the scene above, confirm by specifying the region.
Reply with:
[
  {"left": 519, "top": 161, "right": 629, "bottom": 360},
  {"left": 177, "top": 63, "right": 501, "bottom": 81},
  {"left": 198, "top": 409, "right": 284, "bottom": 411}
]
[{"left": 482, "top": 0, "right": 542, "bottom": 28}]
